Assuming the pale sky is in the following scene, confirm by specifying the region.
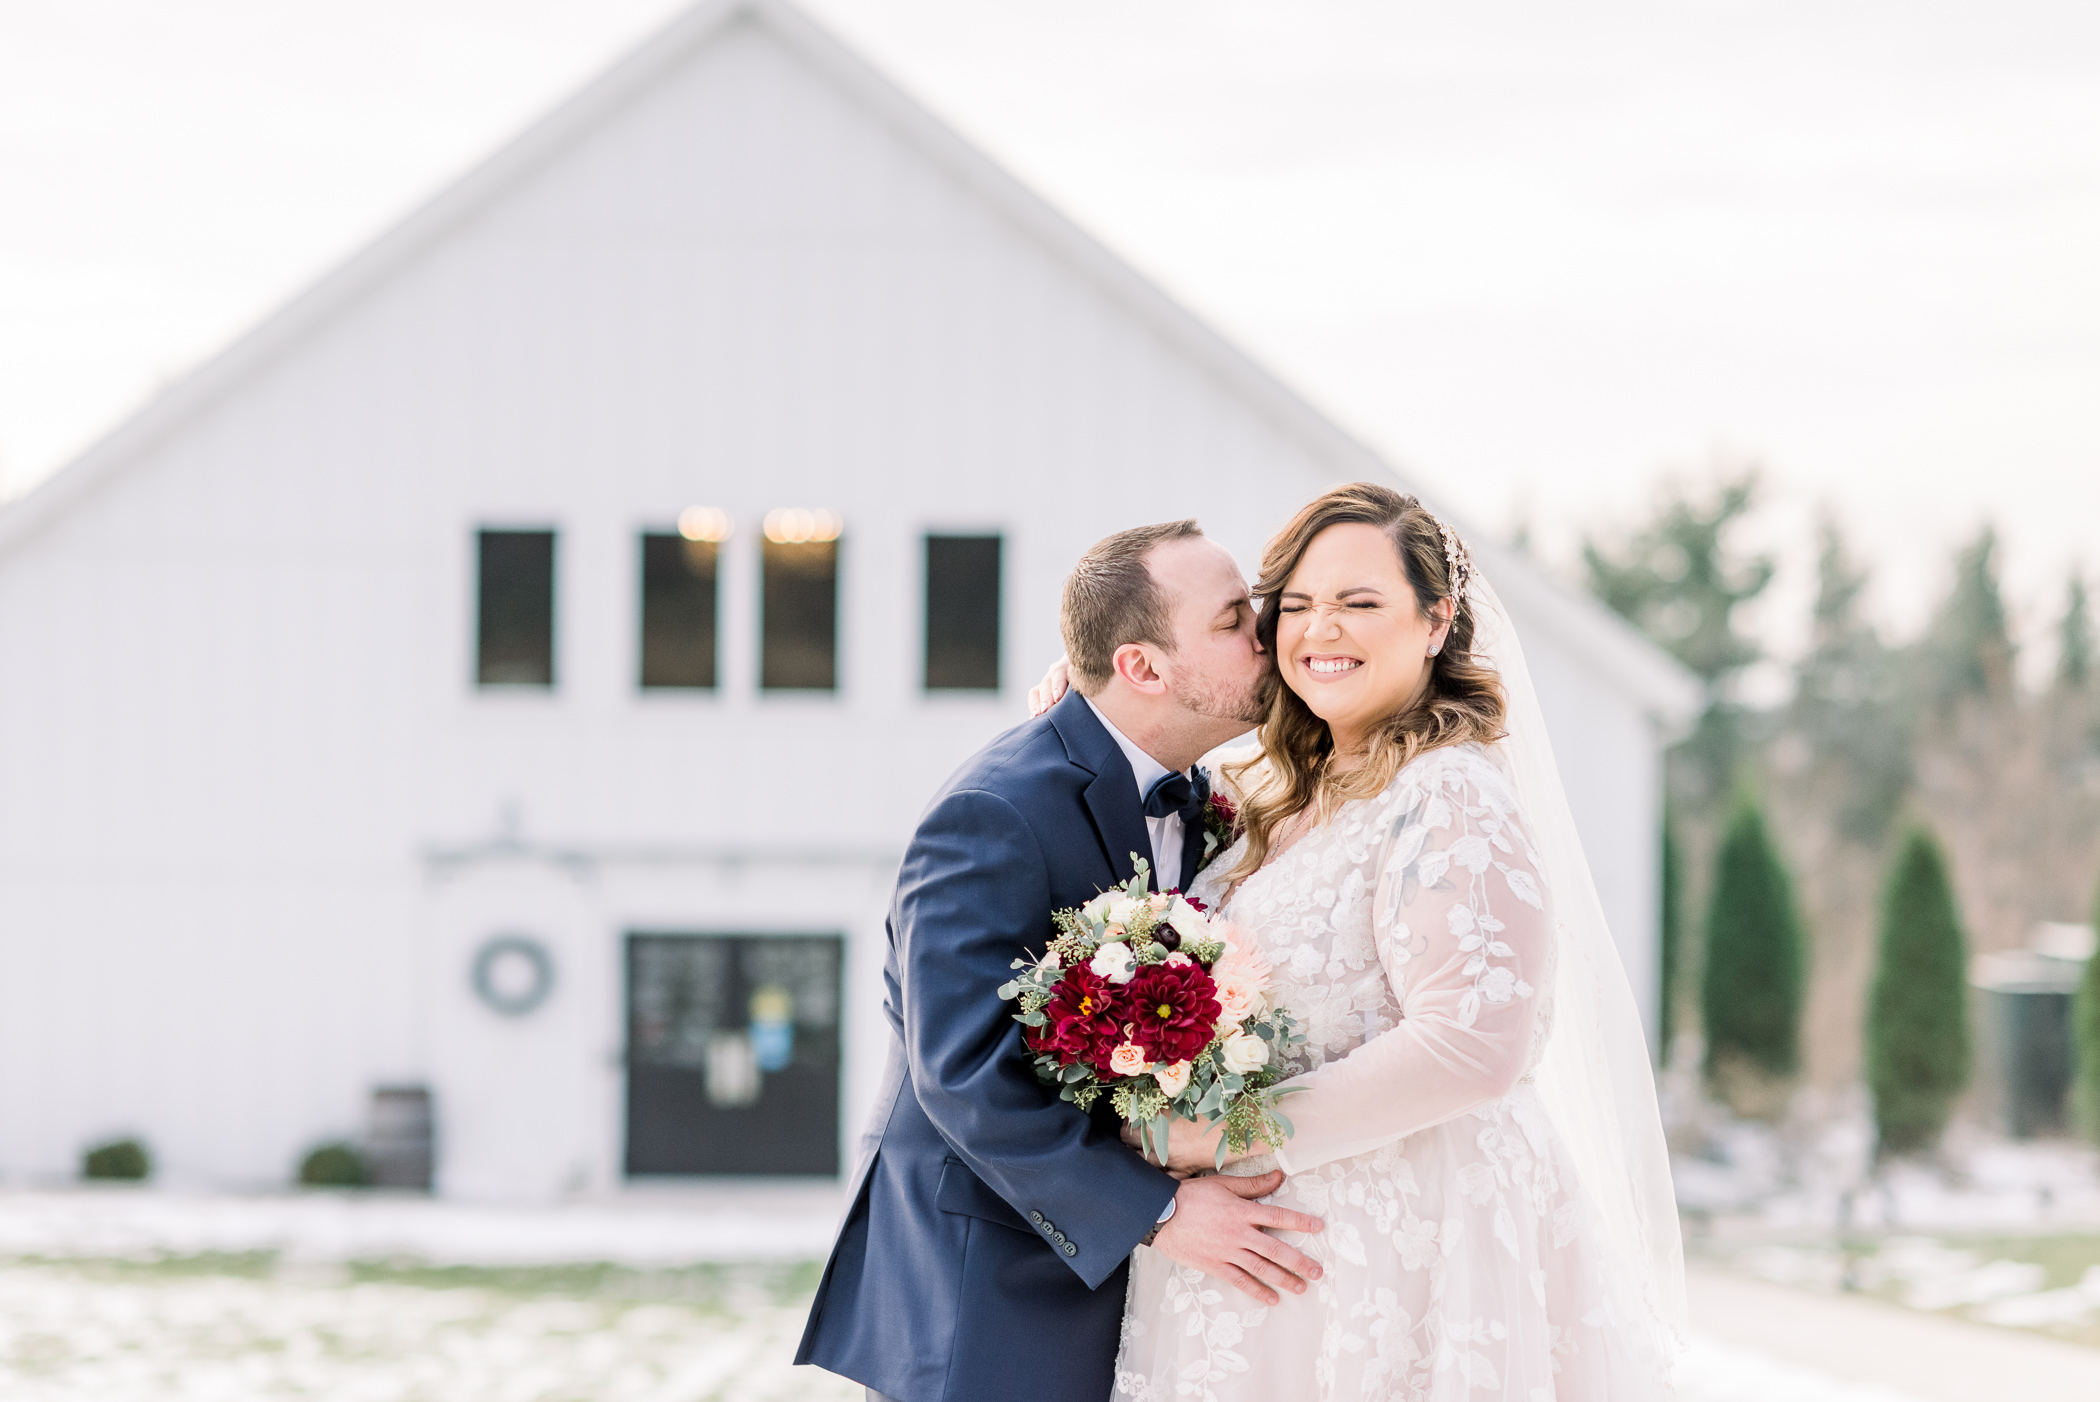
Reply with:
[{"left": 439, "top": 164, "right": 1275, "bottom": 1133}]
[{"left": 3, "top": 0, "right": 2097, "bottom": 670}]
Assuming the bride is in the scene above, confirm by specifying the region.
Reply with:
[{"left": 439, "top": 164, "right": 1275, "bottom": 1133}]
[{"left": 1050, "top": 483, "right": 1684, "bottom": 1401}]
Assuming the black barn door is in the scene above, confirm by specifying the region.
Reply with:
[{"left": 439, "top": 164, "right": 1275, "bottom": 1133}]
[{"left": 625, "top": 932, "right": 843, "bottom": 1176}]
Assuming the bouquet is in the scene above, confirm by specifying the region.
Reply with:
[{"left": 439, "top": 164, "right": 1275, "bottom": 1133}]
[{"left": 997, "top": 856, "right": 1304, "bottom": 1169}]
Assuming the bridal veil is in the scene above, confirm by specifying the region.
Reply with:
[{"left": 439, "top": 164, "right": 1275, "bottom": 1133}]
[{"left": 1466, "top": 568, "right": 1688, "bottom": 1347}]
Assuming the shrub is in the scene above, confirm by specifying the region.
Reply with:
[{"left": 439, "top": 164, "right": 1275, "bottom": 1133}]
[
  {"left": 1701, "top": 793, "right": 1806, "bottom": 1112},
  {"left": 298, "top": 1142, "right": 369, "bottom": 1188},
  {"left": 82, "top": 1137, "right": 150, "bottom": 1181},
  {"left": 1659, "top": 811, "right": 1684, "bottom": 1062},
  {"left": 2075, "top": 875, "right": 2100, "bottom": 1144},
  {"left": 1866, "top": 826, "right": 1972, "bottom": 1158}
]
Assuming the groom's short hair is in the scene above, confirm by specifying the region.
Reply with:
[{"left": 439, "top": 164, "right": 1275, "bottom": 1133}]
[{"left": 1060, "top": 519, "right": 1205, "bottom": 695}]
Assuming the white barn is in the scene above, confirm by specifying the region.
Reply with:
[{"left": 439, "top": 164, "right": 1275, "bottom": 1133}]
[{"left": 0, "top": 0, "right": 1698, "bottom": 1200}]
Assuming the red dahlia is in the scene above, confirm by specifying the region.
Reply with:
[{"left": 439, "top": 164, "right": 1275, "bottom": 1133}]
[
  {"left": 1028, "top": 964, "right": 1124, "bottom": 1064},
  {"left": 1124, "top": 962, "right": 1221, "bottom": 1066}
]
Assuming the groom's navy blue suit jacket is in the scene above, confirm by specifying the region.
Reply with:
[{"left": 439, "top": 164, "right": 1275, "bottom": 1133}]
[{"left": 797, "top": 692, "right": 1199, "bottom": 1402}]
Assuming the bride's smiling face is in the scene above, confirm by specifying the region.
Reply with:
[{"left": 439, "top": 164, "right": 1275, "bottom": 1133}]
[{"left": 1276, "top": 522, "right": 1452, "bottom": 754}]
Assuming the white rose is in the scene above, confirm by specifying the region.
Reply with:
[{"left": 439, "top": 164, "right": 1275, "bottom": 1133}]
[
  {"left": 1165, "top": 900, "right": 1211, "bottom": 943},
  {"left": 1153, "top": 1060, "right": 1193, "bottom": 1097},
  {"left": 1081, "top": 892, "right": 1116, "bottom": 923},
  {"left": 1220, "top": 1031, "right": 1269, "bottom": 1075},
  {"left": 1089, "top": 941, "right": 1137, "bottom": 985},
  {"left": 1105, "top": 896, "right": 1141, "bottom": 927}
]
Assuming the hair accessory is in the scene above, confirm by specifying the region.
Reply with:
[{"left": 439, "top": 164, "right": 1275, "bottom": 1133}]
[{"left": 1433, "top": 515, "right": 1473, "bottom": 613}]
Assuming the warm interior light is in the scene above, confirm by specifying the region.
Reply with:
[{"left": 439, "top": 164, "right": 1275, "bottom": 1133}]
[
  {"left": 763, "top": 508, "right": 842, "bottom": 544},
  {"left": 677, "top": 506, "right": 732, "bottom": 543}
]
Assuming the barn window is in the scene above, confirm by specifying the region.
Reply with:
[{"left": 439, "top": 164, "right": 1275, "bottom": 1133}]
[
  {"left": 761, "top": 509, "right": 841, "bottom": 691},
  {"left": 476, "top": 529, "right": 556, "bottom": 687},
  {"left": 924, "top": 535, "right": 1002, "bottom": 690},
  {"left": 639, "top": 534, "right": 718, "bottom": 689}
]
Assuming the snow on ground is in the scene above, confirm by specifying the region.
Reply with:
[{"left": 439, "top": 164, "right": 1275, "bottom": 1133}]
[
  {"left": 0, "top": 1250, "right": 1921, "bottom": 1402},
  {"left": 0, "top": 1255, "right": 860, "bottom": 1401},
  {"left": 0, "top": 1182, "right": 2071, "bottom": 1400},
  {"left": 0, "top": 1185, "right": 847, "bottom": 1267},
  {"left": 1676, "top": 1334, "right": 1927, "bottom": 1402},
  {"left": 1670, "top": 1107, "right": 2100, "bottom": 1238},
  {"left": 1669, "top": 1100, "right": 2100, "bottom": 1345}
]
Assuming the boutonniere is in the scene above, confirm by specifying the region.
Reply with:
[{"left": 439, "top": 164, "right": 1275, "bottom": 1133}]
[{"left": 1196, "top": 786, "right": 1240, "bottom": 872}]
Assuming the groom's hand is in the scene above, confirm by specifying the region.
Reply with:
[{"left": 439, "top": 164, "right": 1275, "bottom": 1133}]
[{"left": 1149, "top": 1171, "right": 1324, "bottom": 1307}]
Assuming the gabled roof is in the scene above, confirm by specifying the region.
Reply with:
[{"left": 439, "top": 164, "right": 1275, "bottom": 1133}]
[{"left": 0, "top": 0, "right": 1699, "bottom": 725}]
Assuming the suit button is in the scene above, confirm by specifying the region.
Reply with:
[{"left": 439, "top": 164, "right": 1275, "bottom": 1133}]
[
  {"left": 1063, "top": 1243, "right": 1078, "bottom": 1257},
  {"left": 1029, "top": 1211, "right": 1043, "bottom": 1224}
]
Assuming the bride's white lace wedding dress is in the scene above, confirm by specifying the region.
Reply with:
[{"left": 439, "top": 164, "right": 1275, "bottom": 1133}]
[{"left": 1113, "top": 741, "right": 1676, "bottom": 1401}]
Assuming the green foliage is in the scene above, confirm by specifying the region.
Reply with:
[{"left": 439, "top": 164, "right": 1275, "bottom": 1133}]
[
  {"left": 2060, "top": 573, "right": 2092, "bottom": 690},
  {"left": 1585, "top": 471, "right": 1775, "bottom": 689},
  {"left": 1790, "top": 520, "right": 1912, "bottom": 842},
  {"left": 298, "top": 1142, "right": 369, "bottom": 1188},
  {"left": 1586, "top": 470, "right": 1776, "bottom": 809},
  {"left": 1919, "top": 527, "right": 2015, "bottom": 708},
  {"left": 1701, "top": 794, "right": 1806, "bottom": 1095},
  {"left": 82, "top": 1137, "right": 151, "bottom": 1181},
  {"left": 1659, "top": 811, "right": 1683, "bottom": 1060},
  {"left": 1866, "top": 827, "right": 1973, "bottom": 1158},
  {"left": 2076, "top": 875, "right": 2100, "bottom": 1145}
]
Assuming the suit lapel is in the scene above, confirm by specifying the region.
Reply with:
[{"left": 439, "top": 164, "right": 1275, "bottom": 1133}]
[
  {"left": 1084, "top": 768, "right": 1154, "bottom": 887},
  {"left": 1177, "top": 796, "right": 1206, "bottom": 894},
  {"left": 1049, "top": 692, "right": 1154, "bottom": 887}
]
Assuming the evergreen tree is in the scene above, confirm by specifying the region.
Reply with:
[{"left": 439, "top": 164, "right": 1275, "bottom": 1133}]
[
  {"left": 1586, "top": 471, "right": 1776, "bottom": 806},
  {"left": 1701, "top": 794, "right": 1806, "bottom": 1102},
  {"left": 1866, "top": 827, "right": 1972, "bottom": 1158},
  {"left": 2060, "top": 572, "right": 2092, "bottom": 690},
  {"left": 2075, "top": 873, "right": 2100, "bottom": 1144},
  {"left": 1919, "top": 526, "right": 2015, "bottom": 709},
  {"left": 1790, "top": 519, "right": 1911, "bottom": 842},
  {"left": 1659, "top": 811, "right": 1683, "bottom": 1061},
  {"left": 1585, "top": 471, "right": 1775, "bottom": 692}
]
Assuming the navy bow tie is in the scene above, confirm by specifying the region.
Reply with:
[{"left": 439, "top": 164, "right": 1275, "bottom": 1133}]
[{"left": 1143, "top": 766, "right": 1211, "bottom": 825}]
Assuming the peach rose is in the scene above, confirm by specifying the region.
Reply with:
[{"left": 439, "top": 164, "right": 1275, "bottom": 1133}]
[
  {"left": 1153, "top": 1060, "right": 1193, "bottom": 1097},
  {"left": 1108, "top": 1042, "right": 1149, "bottom": 1077},
  {"left": 1214, "top": 973, "right": 1264, "bottom": 1028}
]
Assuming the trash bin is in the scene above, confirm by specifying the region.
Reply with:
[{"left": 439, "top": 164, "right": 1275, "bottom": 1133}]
[
  {"left": 1970, "top": 952, "right": 2081, "bottom": 1138},
  {"left": 367, "top": 1085, "right": 435, "bottom": 1190}
]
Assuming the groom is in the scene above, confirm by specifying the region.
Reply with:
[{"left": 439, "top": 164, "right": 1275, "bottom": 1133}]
[{"left": 797, "top": 520, "right": 1325, "bottom": 1402}]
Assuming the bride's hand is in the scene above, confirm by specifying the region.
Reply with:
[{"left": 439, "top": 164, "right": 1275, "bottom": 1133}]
[
  {"left": 1028, "top": 656, "right": 1071, "bottom": 717},
  {"left": 1121, "top": 1116, "right": 1240, "bottom": 1174}
]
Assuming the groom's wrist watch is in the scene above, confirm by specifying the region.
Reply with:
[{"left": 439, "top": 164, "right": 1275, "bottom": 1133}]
[{"left": 1140, "top": 1194, "right": 1177, "bottom": 1247}]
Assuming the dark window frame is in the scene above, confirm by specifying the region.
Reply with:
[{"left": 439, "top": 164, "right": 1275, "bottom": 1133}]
[
  {"left": 475, "top": 528, "right": 557, "bottom": 688},
  {"left": 761, "top": 537, "right": 840, "bottom": 692},
  {"left": 923, "top": 533, "right": 1003, "bottom": 692},
  {"left": 638, "top": 532, "right": 719, "bottom": 690}
]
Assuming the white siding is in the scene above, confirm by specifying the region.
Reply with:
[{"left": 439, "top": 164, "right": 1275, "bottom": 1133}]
[{"left": 0, "top": 3, "right": 1690, "bottom": 1197}]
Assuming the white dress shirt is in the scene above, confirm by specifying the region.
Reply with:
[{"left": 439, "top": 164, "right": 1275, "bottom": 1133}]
[{"left": 1083, "top": 697, "right": 1188, "bottom": 887}]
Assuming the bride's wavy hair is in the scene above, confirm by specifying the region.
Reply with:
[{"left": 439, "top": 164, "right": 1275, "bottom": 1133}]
[{"left": 1223, "top": 483, "right": 1507, "bottom": 882}]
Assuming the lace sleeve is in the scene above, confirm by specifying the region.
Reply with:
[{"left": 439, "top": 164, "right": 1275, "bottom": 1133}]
[{"left": 1269, "top": 748, "right": 1551, "bottom": 1175}]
